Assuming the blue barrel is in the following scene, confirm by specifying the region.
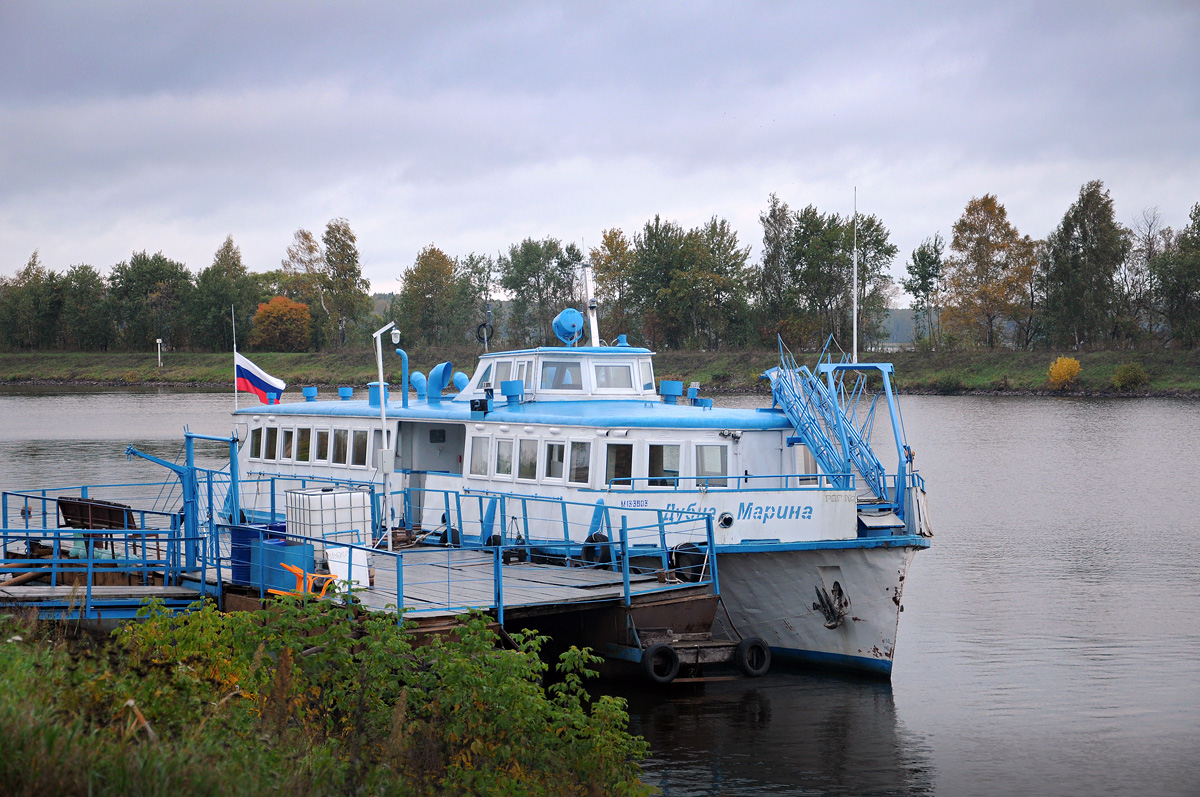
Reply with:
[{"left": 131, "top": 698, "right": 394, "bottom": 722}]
[{"left": 230, "top": 526, "right": 259, "bottom": 585}]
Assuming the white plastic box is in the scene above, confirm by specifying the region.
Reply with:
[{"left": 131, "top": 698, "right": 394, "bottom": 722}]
[{"left": 284, "top": 487, "right": 372, "bottom": 588}]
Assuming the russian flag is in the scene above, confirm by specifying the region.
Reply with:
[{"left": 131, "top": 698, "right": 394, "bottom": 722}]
[{"left": 235, "top": 352, "right": 287, "bottom": 404}]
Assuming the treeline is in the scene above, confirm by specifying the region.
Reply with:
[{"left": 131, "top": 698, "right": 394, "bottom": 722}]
[
  {"left": 904, "top": 183, "right": 1200, "bottom": 350},
  {"left": 5, "top": 185, "right": 1199, "bottom": 354},
  {"left": 0, "top": 219, "right": 374, "bottom": 353}
]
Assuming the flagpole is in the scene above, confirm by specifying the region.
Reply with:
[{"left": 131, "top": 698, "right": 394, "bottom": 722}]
[{"left": 232, "top": 305, "right": 239, "bottom": 412}]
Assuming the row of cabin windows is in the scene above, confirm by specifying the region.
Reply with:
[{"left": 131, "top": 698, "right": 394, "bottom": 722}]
[
  {"left": 475, "top": 359, "right": 654, "bottom": 393},
  {"left": 247, "top": 425, "right": 374, "bottom": 468},
  {"left": 468, "top": 438, "right": 728, "bottom": 487}
]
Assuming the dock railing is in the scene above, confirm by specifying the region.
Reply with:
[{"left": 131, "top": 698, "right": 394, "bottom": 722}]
[{"left": 212, "top": 488, "right": 718, "bottom": 622}]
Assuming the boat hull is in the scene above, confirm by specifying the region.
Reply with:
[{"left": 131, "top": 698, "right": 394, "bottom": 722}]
[{"left": 711, "top": 538, "right": 926, "bottom": 677}]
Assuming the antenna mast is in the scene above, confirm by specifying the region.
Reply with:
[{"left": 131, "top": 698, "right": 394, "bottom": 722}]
[{"left": 852, "top": 187, "right": 858, "bottom": 364}]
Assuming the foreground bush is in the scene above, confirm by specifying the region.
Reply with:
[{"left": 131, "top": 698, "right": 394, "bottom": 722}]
[
  {"left": 1047, "top": 356, "right": 1081, "bottom": 390},
  {"left": 1112, "top": 361, "right": 1149, "bottom": 391},
  {"left": 0, "top": 601, "right": 650, "bottom": 796}
]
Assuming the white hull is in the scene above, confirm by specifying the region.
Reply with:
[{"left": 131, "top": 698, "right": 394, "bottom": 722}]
[{"left": 712, "top": 541, "right": 922, "bottom": 676}]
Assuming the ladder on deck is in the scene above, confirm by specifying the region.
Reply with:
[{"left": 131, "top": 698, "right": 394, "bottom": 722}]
[{"left": 765, "top": 340, "right": 889, "bottom": 501}]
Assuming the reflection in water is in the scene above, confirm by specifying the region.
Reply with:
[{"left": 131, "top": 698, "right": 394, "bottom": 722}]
[
  {"left": 5, "top": 388, "right": 1200, "bottom": 795},
  {"left": 610, "top": 671, "right": 933, "bottom": 796}
]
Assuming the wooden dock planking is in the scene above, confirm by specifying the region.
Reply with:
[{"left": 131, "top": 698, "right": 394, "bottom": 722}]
[{"left": 0, "top": 585, "right": 199, "bottom": 602}]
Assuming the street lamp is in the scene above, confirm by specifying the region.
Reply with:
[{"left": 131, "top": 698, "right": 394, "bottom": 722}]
[
  {"left": 373, "top": 321, "right": 398, "bottom": 550},
  {"left": 156, "top": 338, "right": 162, "bottom": 368}
]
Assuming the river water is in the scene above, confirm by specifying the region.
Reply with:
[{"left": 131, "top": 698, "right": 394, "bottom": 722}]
[{"left": 1, "top": 387, "right": 1198, "bottom": 796}]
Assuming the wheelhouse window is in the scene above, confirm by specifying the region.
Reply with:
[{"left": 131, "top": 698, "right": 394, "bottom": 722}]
[
  {"left": 518, "top": 439, "right": 538, "bottom": 480},
  {"left": 696, "top": 444, "right": 728, "bottom": 487},
  {"left": 296, "top": 428, "right": 311, "bottom": 462},
  {"left": 606, "top": 443, "right": 633, "bottom": 486},
  {"left": 594, "top": 364, "right": 633, "bottom": 390},
  {"left": 263, "top": 427, "right": 278, "bottom": 461},
  {"left": 249, "top": 427, "right": 262, "bottom": 459},
  {"left": 540, "top": 360, "right": 583, "bottom": 390},
  {"left": 351, "top": 430, "right": 368, "bottom": 467},
  {"left": 648, "top": 444, "right": 680, "bottom": 487},
  {"left": 640, "top": 360, "right": 654, "bottom": 390},
  {"left": 470, "top": 436, "right": 490, "bottom": 476},
  {"left": 280, "top": 429, "right": 295, "bottom": 461},
  {"left": 519, "top": 361, "right": 532, "bottom": 390},
  {"left": 495, "top": 439, "right": 513, "bottom": 477},
  {"left": 477, "top": 363, "right": 493, "bottom": 386},
  {"left": 545, "top": 442, "right": 565, "bottom": 479},
  {"left": 495, "top": 361, "right": 512, "bottom": 384},
  {"left": 569, "top": 441, "right": 591, "bottom": 484},
  {"left": 332, "top": 429, "right": 349, "bottom": 465},
  {"left": 315, "top": 430, "right": 330, "bottom": 463}
]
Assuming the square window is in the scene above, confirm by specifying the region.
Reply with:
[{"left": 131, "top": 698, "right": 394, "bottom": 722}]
[
  {"left": 569, "top": 441, "right": 591, "bottom": 484},
  {"left": 296, "top": 428, "right": 311, "bottom": 462},
  {"left": 249, "top": 427, "right": 262, "bottom": 460},
  {"left": 545, "top": 442, "right": 565, "bottom": 479},
  {"left": 696, "top": 444, "right": 728, "bottom": 487},
  {"left": 263, "top": 427, "right": 278, "bottom": 461},
  {"left": 332, "top": 429, "right": 349, "bottom": 465},
  {"left": 606, "top": 443, "right": 633, "bottom": 486},
  {"left": 595, "top": 364, "right": 633, "bottom": 389},
  {"left": 352, "top": 430, "right": 368, "bottom": 467},
  {"left": 649, "top": 444, "right": 680, "bottom": 487},
  {"left": 518, "top": 439, "right": 538, "bottom": 480},
  {"left": 495, "top": 439, "right": 513, "bottom": 476},
  {"left": 281, "top": 429, "right": 294, "bottom": 461},
  {"left": 470, "top": 436, "right": 490, "bottom": 476},
  {"left": 315, "top": 430, "right": 330, "bottom": 462}
]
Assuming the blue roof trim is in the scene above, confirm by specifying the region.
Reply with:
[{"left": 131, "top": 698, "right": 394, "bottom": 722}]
[
  {"left": 234, "top": 397, "right": 791, "bottom": 429},
  {"left": 477, "top": 346, "right": 653, "bottom": 356}
]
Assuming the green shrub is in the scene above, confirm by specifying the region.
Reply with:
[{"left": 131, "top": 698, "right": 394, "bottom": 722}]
[
  {"left": 0, "top": 600, "right": 651, "bottom": 796},
  {"left": 1112, "top": 362, "right": 1149, "bottom": 391},
  {"left": 1047, "top": 356, "right": 1081, "bottom": 390}
]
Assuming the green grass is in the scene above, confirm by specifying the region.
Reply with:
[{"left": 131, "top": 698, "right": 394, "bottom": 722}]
[{"left": 2, "top": 346, "right": 1198, "bottom": 394}]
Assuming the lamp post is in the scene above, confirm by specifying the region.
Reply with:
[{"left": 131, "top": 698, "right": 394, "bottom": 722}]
[
  {"left": 156, "top": 338, "right": 162, "bottom": 368},
  {"left": 373, "top": 321, "right": 401, "bottom": 550}
]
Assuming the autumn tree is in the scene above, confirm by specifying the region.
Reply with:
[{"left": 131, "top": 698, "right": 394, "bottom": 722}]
[
  {"left": 248, "top": 296, "right": 312, "bottom": 351},
  {"left": 1118, "top": 208, "right": 1169, "bottom": 344},
  {"left": 941, "top": 195, "right": 1025, "bottom": 348},
  {"left": 662, "top": 216, "right": 752, "bottom": 349},
  {"left": 756, "top": 193, "right": 794, "bottom": 330},
  {"left": 589, "top": 228, "right": 636, "bottom": 334},
  {"left": 1042, "top": 181, "right": 1131, "bottom": 348}
]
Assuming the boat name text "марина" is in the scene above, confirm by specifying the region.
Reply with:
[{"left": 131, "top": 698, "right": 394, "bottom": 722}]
[{"left": 737, "top": 503, "right": 814, "bottom": 523}]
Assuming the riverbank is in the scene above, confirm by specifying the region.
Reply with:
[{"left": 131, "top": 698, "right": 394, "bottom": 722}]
[{"left": 1, "top": 348, "right": 1197, "bottom": 396}]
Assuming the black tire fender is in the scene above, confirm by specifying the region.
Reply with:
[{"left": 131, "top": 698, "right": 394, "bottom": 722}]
[
  {"left": 734, "top": 637, "right": 771, "bottom": 677},
  {"left": 641, "top": 643, "right": 680, "bottom": 684}
]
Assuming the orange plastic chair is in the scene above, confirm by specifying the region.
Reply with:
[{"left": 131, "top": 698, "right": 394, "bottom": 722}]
[{"left": 267, "top": 563, "right": 336, "bottom": 599}]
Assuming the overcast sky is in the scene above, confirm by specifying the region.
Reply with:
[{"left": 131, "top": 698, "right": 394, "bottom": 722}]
[{"left": 2, "top": 1, "right": 1197, "bottom": 301}]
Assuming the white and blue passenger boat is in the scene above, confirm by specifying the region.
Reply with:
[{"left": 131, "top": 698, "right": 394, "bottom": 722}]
[{"left": 233, "top": 305, "right": 932, "bottom": 676}]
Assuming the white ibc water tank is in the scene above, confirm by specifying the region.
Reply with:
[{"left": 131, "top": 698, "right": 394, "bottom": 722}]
[{"left": 284, "top": 487, "right": 372, "bottom": 545}]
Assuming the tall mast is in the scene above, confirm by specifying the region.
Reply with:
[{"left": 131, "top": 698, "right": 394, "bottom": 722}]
[
  {"left": 852, "top": 187, "right": 858, "bottom": 365},
  {"left": 584, "top": 262, "right": 600, "bottom": 347}
]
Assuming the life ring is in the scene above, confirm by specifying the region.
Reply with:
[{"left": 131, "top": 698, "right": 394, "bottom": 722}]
[
  {"left": 641, "top": 643, "right": 680, "bottom": 684},
  {"left": 582, "top": 531, "right": 612, "bottom": 568},
  {"left": 475, "top": 323, "right": 494, "bottom": 343},
  {"left": 734, "top": 637, "right": 771, "bottom": 677}
]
